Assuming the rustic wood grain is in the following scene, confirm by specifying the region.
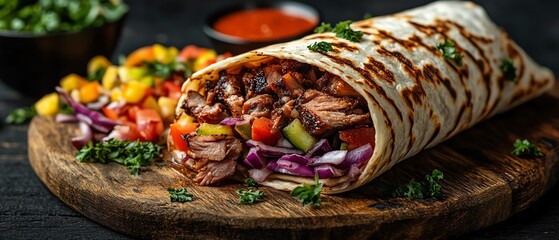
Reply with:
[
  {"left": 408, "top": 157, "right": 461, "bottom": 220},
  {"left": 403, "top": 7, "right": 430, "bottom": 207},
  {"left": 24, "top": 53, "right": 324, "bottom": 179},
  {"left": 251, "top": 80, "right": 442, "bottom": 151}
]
[{"left": 27, "top": 84, "right": 559, "bottom": 240}]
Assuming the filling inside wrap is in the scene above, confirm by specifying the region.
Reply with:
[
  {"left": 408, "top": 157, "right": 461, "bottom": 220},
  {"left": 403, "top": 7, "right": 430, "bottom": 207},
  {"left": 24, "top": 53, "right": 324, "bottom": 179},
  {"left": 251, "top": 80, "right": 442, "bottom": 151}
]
[{"left": 169, "top": 57, "right": 374, "bottom": 189}]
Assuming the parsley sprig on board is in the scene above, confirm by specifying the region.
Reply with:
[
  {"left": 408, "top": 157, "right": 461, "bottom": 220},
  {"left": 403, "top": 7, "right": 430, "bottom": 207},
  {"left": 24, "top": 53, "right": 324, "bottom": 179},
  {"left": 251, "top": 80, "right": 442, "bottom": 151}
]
[
  {"left": 168, "top": 188, "right": 193, "bottom": 203},
  {"left": 75, "top": 138, "right": 162, "bottom": 175},
  {"left": 392, "top": 169, "right": 444, "bottom": 199},
  {"left": 291, "top": 172, "right": 323, "bottom": 207},
  {"left": 512, "top": 139, "right": 543, "bottom": 157},
  {"left": 237, "top": 188, "right": 265, "bottom": 205},
  {"left": 437, "top": 39, "right": 463, "bottom": 66},
  {"left": 5, "top": 107, "right": 36, "bottom": 124}
]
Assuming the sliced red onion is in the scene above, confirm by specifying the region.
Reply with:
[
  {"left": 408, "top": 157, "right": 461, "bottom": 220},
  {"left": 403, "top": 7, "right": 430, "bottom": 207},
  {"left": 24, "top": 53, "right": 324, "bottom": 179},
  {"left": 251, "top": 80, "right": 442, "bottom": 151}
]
[
  {"left": 246, "top": 140, "right": 303, "bottom": 157},
  {"left": 219, "top": 117, "right": 244, "bottom": 126},
  {"left": 248, "top": 168, "right": 273, "bottom": 182},
  {"left": 105, "top": 100, "right": 127, "bottom": 111},
  {"left": 315, "top": 164, "right": 344, "bottom": 179},
  {"left": 55, "top": 113, "right": 78, "bottom": 123},
  {"left": 276, "top": 159, "right": 315, "bottom": 177},
  {"left": 348, "top": 165, "right": 362, "bottom": 180},
  {"left": 339, "top": 143, "right": 373, "bottom": 169},
  {"left": 71, "top": 121, "right": 92, "bottom": 149},
  {"left": 102, "top": 125, "right": 131, "bottom": 142},
  {"left": 56, "top": 87, "right": 117, "bottom": 133},
  {"left": 277, "top": 154, "right": 311, "bottom": 165},
  {"left": 305, "top": 139, "right": 333, "bottom": 157},
  {"left": 276, "top": 137, "right": 295, "bottom": 148},
  {"left": 243, "top": 147, "right": 268, "bottom": 169},
  {"left": 86, "top": 95, "right": 109, "bottom": 110},
  {"left": 310, "top": 150, "right": 347, "bottom": 166}
]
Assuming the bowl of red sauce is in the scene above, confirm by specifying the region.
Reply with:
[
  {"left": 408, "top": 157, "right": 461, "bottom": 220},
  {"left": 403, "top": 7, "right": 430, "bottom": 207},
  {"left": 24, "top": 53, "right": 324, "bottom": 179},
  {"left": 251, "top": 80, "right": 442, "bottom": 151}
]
[{"left": 204, "top": 1, "right": 320, "bottom": 55}]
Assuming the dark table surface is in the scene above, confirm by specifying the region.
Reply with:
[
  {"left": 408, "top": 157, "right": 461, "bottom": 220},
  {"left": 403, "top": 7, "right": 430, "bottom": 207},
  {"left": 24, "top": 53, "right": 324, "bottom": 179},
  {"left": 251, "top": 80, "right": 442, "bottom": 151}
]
[{"left": 1, "top": 0, "right": 558, "bottom": 239}]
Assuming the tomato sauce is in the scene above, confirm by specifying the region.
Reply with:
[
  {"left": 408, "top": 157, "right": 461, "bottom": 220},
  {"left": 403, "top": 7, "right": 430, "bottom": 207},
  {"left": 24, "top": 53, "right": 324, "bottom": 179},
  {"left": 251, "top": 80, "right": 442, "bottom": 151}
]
[{"left": 213, "top": 8, "right": 318, "bottom": 41}]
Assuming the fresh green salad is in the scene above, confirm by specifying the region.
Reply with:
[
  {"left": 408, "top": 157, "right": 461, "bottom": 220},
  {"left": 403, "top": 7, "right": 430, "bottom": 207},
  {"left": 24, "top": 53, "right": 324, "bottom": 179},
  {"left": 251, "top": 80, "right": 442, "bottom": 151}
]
[{"left": 0, "top": 0, "right": 128, "bottom": 34}]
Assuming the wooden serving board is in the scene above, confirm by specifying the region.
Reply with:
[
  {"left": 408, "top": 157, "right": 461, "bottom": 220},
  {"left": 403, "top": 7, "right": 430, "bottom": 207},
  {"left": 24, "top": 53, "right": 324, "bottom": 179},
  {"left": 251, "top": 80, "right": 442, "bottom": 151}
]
[{"left": 29, "top": 84, "right": 559, "bottom": 240}]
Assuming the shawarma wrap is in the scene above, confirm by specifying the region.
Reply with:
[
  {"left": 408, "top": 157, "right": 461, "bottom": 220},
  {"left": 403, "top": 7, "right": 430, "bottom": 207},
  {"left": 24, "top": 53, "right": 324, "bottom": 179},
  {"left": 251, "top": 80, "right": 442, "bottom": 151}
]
[{"left": 168, "top": 1, "right": 554, "bottom": 194}]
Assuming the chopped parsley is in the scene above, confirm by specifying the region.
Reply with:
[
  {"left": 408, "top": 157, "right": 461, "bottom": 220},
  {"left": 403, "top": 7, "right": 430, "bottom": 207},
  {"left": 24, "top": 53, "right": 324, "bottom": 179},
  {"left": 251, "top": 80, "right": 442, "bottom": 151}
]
[
  {"left": 314, "top": 21, "right": 363, "bottom": 42},
  {"left": 392, "top": 169, "right": 444, "bottom": 199},
  {"left": 512, "top": 139, "right": 543, "bottom": 157},
  {"left": 437, "top": 39, "right": 463, "bottom": 66},
  {"left": 501, "top": 59, "right": 517, "bottom": 82},
  {"left": 291, "top": 172, "right": 323, "bottom": 207},
  {"left": 245, "top": 178, "right": 258, "bottom": 188},
  {"left": 363, "top": 12, "right": 374, "bottom": 20},
  {"left": 314, "top": 22, "right": 332, "bottom": 33},
  {"left": 145, "top": 60, "right": 192, "bottom": 80},
  {"left": 168, "top": 188, "right": 193, "bottom": 202},
  {"left": 236, "top": 188, "right": 265, "bottom": 205},
  {"left": 307, "top": 41, "right": 333, "bottom": 53},
  {"left": 5, "top": 107, "right": 36, "bottom": 125},
  {"left": 333, "top": 20, "right": 363, "bottom": 42},
  {"left": 75, "top": 138, "right": 162, "bottom": 175}
]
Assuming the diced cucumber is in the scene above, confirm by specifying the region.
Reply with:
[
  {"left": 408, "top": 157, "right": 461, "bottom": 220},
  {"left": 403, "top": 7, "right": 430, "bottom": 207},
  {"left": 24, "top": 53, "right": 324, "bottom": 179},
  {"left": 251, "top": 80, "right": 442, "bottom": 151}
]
[
  {"left": 282, "top": 119, "right": 317, "bottom": 152},
  {"left": 235, "top": 123, "right": 252, "bottom": 140},
  {"left": 340, "top": 142, "right": 348, "bottom": 150},
  {"left": 196, "top": 123, "right": 233, "bottom": 136}
]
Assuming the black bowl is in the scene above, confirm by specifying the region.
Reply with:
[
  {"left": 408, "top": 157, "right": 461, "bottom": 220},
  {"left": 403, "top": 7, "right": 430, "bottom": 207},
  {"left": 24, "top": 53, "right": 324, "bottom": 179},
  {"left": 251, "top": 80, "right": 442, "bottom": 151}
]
[
  {"left": 0, "top": 16, "right": 126, "bottom": 98},
  {"left": 204, "top": 1, "right": 321, "bottom": 55}
]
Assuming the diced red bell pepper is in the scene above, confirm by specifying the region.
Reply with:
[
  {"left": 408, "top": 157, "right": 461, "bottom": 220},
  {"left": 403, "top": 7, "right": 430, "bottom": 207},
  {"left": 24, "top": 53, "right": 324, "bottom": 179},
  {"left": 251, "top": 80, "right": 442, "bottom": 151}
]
[
  {"left": 252, "top": 117, "right": 281, "bottom": 146},
  {"left": 339, "top": 127, "right": 376, "bottom": 151}
]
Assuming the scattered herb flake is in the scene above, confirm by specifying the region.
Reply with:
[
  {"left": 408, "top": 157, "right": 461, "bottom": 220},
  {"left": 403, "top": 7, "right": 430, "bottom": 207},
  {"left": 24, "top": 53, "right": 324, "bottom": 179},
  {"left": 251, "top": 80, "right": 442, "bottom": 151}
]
[
  {"left": 75, "top": 138, "right": 162, "bottom": 175},
  {"left": 291, "top": 172, "right": 323, "bottom": 207},
  {"left": 245, "top": 178, "right": 258, "bottom": 188},
  {"left": 5, "top": 107, "right": 36, "bottom": 125},
  {"left": 307, "top": 41, "right": 333, "bottom": 53},
  {"left": 501, "top": 59, "right": 517, "bottom": 82},
  {"left": 512, "top": 139, "right": 543, "bottom": 157},
  {"left": 363, "top": 12, "right": 374, "bottom": 20},
  {"left": 392, "top": 169, "right": 444, "bottom": 199},
  {"left": 168, "top": 188, "right": 193, "bottom": 203},
  {"left": 237, "top": 188, "right": 265, "bottom": 205},
  {"left": 314, "top": 22, "right": 332, "bottom": 33},
  {"left": 437, "top": 39, "right": 463, "bottom": 65},
  {"left": 333, "top": 20, "right": 363, "bottom": 42}
]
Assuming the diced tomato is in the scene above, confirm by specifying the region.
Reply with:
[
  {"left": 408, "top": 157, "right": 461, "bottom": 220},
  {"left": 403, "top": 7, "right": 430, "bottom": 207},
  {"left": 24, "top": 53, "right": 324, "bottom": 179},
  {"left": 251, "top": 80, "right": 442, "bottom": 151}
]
[
  {"left": 162, "top": 81, "right": 182, "bottom": 101},
  {"left": 252, "top": 117, "right": 281, "bottom": 146},
  {"left": 127, "top": 105, "right": 141, "bottom": 122},
  {"left": 339, "top": 127, "right": 376, "bottom": 151},
  {"left": 135, "top": 109, "right": 164, "bottom": 142},
  {"left": 169, "top": 122, "right": 199, "bottom": 151},
  {"left": 102, "top": 107, "right": 120, "bottom": 120},
  {"left": 120, "top": 121, "right": 141, "bottom": 141}
]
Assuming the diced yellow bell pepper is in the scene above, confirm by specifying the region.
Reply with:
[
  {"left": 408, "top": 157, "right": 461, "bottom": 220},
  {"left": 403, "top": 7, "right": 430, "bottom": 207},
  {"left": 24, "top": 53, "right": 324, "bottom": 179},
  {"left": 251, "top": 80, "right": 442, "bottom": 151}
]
[
  {"left": 168, "top": 46, "right": 179, "bottom": 60},
  {"left": 79, "top": 81, "right": 101, "bottom": 103},
  {"left": 193, "top": 50, "right": 217, "bottom": 71},
  {"left": 196, "top": 123, "right": 233, "bottom": 136},
  {"left": 60, "top": 74, "right": 88, "bottom": 92},
  {"left": 153, "top": 44, "right": 170, "bottom": 64},
  {"left": 157, "top": 96, "right": 176, "bottom": 122},
  {"left": 141, "top": 96, "right": 160, "bottom": 112},
  {"left": 102, "top": 66, "right": 119, "bottom": 90},
  {"left": 34, "top": 93, "right": 59, "bottom": 116},
  {"left": 87, "top": 56, "right": 111, "bottom": 77},
  {"left": 122, "top": 81, "right": 148, "bottom": 104},
  {"left": 177, "top": 113, "right": 195, "bottom": 125},
  {"left": 139, "top": 75, "right": 154, "bottom": 87},
  {"left": 118, "top": 66, "right": 147, "bottom": 83},
  {"left": 110, "top": 88, "right": 122, "bottom": 102}
]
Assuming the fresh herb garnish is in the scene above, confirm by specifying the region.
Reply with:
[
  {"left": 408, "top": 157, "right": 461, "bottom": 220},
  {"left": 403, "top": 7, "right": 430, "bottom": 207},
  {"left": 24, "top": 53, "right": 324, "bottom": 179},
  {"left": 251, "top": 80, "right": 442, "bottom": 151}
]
[
  {"left": 245, "top": 178, "right": 258, "bottom": 188},
  {"left": 392, "top": 169, "right": 444, "bottom": 199},
  {"left": 314, "top": 22, "right": 332, "bottom": 33},
  {"left": 145, "top": 61, "right": 192, "bottom": 80},
  {"left": 0, "top": 0, "right": 128, "bottom": 34},
  {"left": 75, "top": 138, "right": 162, "bottom": 175},
  {"left": 333, "top": 20, "right": 363, "bottom": 42},
  {"left": 512, "top": 139, "right": 543, "bottom": 157},
  {"left": 291, "top": 172, "right": 323, "bottom": 207},
  {"left": 437, "top": 39, "right": 463, "bottom": 66},
  {"left": 87, "top": 68, "right": 107, "bottom": 82},
  {"left": 6, "top": 107, "right": 36, "bottom": 125},
  {"left": 59, "top": 102, "right": 74, "bottom": 115},
  {"left": 501, "top": 59, "right": 517, "bottom": 82},
  {"left": 363, "top": 12, "right": 374, "bottom": 20},
  {"left": 307, "top": 41, "right": 333, "bottom": 53},
  {"left": 236, "top": 188, "right": 265, "bottom": 205},
  {"left": 168, "top": 188, "right": 193, "bottom": 203}
]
